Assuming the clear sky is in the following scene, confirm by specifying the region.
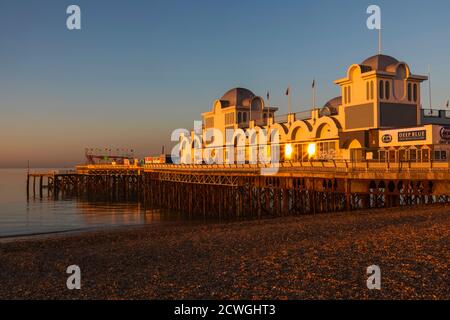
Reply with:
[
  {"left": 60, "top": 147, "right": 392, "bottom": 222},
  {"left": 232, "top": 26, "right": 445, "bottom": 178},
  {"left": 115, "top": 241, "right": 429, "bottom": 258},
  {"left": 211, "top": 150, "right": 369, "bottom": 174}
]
[{"left": 1, "top": 0, "right": 450, "bottom": 167}]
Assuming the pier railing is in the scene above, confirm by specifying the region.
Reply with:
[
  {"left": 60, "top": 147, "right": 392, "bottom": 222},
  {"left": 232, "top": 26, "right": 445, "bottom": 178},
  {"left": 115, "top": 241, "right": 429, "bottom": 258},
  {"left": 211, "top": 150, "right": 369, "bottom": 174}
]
[
  {"left": 143, "top": 160, "right": 450, "bottom": 174},
  {"left": 70, "top": 160, "right": 450, "bottom": 176},
  {"left": 31, "top": 160, "right": 450, "bottom": 217}
]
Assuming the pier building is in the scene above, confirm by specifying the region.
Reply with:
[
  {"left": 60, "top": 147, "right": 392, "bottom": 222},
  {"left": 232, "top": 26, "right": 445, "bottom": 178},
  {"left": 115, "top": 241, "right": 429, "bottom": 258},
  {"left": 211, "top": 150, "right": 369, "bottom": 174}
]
[
  {"left": 33, "top": 54, "right": 450, "bottom": 218},
  {"left": 180, "top": 54, "right": 450, "bottom": 164}
]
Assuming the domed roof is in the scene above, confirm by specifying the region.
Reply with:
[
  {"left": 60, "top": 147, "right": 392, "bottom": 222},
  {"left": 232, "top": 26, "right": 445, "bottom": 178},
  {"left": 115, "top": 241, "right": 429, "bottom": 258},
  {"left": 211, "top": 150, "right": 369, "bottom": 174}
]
[
  {"left": 220, "top": 87, "right": 256, "bottom": 107},
  {"left": 320, "top": 96, "right": 341, "bottom": 116},
  {"left": 361, "top": 54, "right": 399, "bottom": 72},
  {"left": 323, "top": 96, "right": 342, "bottom": 109}
]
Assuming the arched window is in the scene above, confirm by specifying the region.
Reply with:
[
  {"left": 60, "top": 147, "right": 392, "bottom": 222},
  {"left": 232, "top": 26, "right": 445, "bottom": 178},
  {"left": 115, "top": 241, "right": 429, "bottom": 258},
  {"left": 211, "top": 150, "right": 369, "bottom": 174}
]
[
  {"left": 370, "top": 81, "right": 374, "bottom": 100},
  {"left": 407, "top": 83, "right": 412, "bottom": 101},
  {"left": 413, "top": 84, "right": 418, "bottom": 102},
  {"left": 238, "top": 112, "right": 242, "bottom": 123},
  {"left": 243, "top": 112, "right": 247, "bottom": 122},
  {"left": 263, "top": 113, "right": 267, "bottom": 120},
  {"left": 379, "top": 80, "right": 384, "bottom": 99},
  {"left": 385, "top": 81, "right": 390, "bottom": 100}
]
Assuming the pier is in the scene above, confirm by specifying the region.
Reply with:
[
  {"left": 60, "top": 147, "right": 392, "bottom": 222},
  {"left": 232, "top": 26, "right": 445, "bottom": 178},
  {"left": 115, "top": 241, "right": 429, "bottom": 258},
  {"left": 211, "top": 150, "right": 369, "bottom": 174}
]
[
  {"left": 30, "top": 161, "right": 450, "bottom": 218},
  {"left": 25, "top": 54, "right": 450, "bottom": 217},
  {"left": 26, "top": 172, "right": 55, "bottom": 197}
]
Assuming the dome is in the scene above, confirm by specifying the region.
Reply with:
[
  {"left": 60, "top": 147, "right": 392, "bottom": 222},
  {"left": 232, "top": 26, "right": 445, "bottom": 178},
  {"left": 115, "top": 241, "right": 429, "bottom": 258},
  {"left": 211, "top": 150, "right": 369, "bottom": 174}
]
[
  {"left": 220, "top": 87, "right": 256, "bottom": 107},
  {"left": 320, "top": 96, "right": 341, "bottom": 116},
  {"left": 361, "top": 54, "right": 400, "bottom": 72},
  {"left": 323, "top": 96, "right": 342, "bottom": 109}
]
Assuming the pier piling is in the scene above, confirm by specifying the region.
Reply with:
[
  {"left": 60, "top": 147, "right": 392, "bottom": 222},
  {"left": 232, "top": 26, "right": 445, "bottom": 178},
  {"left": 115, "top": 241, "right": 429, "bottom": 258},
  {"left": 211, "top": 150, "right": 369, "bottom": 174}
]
[{"left": 27, "top": 162, "right": 450, "bottom": 218}]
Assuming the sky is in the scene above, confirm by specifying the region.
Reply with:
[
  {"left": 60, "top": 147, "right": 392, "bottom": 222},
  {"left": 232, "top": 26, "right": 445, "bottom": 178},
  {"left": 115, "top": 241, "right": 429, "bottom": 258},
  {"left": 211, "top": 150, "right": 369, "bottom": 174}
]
[{"left": 1, "top": 0, "right": 450, "bottom": 167}]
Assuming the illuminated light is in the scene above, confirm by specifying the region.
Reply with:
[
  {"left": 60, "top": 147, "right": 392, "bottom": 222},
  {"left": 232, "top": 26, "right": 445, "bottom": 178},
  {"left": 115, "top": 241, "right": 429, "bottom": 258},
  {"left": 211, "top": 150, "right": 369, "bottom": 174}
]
[
  {"left": 307, "top": 143, "right": 316, "bottom": 158},
  {"left": 285, "top": 143, "right": 293, "bottom": 160}
]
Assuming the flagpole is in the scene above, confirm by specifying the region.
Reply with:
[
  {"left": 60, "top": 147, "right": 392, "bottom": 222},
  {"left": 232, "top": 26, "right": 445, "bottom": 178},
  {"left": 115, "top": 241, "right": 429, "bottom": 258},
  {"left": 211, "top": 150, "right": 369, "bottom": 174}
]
[
  {"left": 249, "top": 99, "right": 252, "bottom": 126},
  {"left": 428, "top": 65, "right": 432, "bottom": 110},
  {"left": 312, "top": 79, "right": 317, "bottom": 122},
  {"left": 288, "top": 86, "right": 292, "bottom": 115},
  {"left": 266, "top": 92, "right": 270, "bottom": 126},
  {"left": 378, "top": 28, "right": 382, "bottom": 55},
  {"left": 312, "top": 80, "right": 316, "bottom": 109}
]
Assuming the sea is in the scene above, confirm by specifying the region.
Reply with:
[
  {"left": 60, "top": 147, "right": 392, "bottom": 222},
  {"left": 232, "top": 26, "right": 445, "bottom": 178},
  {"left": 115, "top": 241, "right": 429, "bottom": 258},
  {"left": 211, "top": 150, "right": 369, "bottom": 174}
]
[{"left": 0, "top": 168, "right": 167, "bottom": 238}]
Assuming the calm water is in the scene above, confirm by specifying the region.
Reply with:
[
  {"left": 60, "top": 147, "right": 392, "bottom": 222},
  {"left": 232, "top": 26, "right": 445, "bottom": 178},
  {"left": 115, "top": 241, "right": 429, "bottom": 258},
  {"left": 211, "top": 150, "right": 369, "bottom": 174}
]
[{"left": 0, "top": 169, "right": 165, "bottom": 237}]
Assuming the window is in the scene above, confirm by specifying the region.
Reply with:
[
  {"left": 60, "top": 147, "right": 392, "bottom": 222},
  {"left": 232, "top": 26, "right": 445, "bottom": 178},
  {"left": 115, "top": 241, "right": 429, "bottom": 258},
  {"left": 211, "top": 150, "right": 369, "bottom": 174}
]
[
  {"left": 385, "top": 81, "right": 390, "bottom": 100},
  {"left": 407, "top": 83, "right": 412, "bottom": 101},
  {"left": 409, "top": 149, "right": 417, "bottom": 161},
  {"left": 263, "top": 113, "right": 267, "bottom": 120},
  {"left": 225, "top": 113, "right": 234, "bottom": 125},
  {"left": 344, "top": 87, "right": 347, "bottom": 104},
  {"left": 422, "top": 149, "right": 429, "bottom": 162},
  {"left": 317, "top": 141, "right": 337, "bottom": 159},
  {"left": 413, "top": 84, "right": 418, "bottom": 102},
  {"left": 389, "top": 150, "right": 396, "bottom": 162},
  {"left": 237, "top": 112, "right": 242, "bottom": 123},
  {"left": 243, "top": 112, "right": 247, "bottom": 122},
  {"left": 399, "top": 149, "right": 406, "bottom": 161},
  {"left": 434, "top": 150, "right": 447, "bottom": 161},
  {"left": 204, "top": 117, "right": 214, "bottom": 128},
  {"left": 366, "top": 82, "right": 370, "bottom": 100},
  {"left": 348, "top": 86, "right": 351, "bottom": 104},
  {"left": 344, "top": 86, "right": 351, "bottom": 104},
  {"left": 370, "top": 81, "right": 374, "bottom": 100},
  {"left": 379, "top": 81, "right": 384, "bottom": 99},
  {"left": 295, "top": 144, "right": 309, "bottom": 161}
]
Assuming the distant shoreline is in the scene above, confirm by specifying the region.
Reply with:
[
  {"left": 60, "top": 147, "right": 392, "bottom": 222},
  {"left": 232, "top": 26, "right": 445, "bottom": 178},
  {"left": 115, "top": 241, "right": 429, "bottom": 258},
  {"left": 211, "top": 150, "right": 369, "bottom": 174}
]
[{"left": 0, "top": 224, "right": 146, "bottom": 243}]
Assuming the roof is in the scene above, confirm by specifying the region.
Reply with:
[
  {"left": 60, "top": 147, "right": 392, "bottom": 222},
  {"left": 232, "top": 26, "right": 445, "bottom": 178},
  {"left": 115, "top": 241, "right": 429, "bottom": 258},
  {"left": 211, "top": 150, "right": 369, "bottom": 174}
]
[
  {"left": 361, "top": 54, "right": 400, "bottom": 72},
  {"left": 220, "top": 88, "right": 256, "bottom": 107},
  {"left": 323, "top": 96, "right": 342, "bottom": 109},
  {"left": 320, "top": 96, "right": 341, "bottom": 116}
]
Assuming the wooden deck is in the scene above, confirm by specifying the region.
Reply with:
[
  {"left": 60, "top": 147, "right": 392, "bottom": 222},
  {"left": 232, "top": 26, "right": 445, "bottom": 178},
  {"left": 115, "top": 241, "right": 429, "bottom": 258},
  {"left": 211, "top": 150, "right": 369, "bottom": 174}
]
[{"left": 28, "top": 161, "right": 450, "bottom": 216}]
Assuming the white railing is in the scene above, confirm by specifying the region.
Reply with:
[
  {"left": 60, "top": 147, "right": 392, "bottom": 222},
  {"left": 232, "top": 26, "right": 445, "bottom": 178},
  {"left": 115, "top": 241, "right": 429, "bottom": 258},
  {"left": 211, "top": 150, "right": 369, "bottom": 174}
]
[{"left": 144, "top": 160, "right": 450, "bottom": 173}]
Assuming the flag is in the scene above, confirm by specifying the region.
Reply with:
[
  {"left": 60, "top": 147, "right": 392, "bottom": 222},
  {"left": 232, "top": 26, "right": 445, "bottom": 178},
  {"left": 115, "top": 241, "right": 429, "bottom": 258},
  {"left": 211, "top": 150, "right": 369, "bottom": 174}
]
[
  {"left": 266, "top": 91, "right": 270, "bottom": 101},
  {"left": 447, "top": 100, "right": 449, "bottom": 108},
  {"left": 285, "top": 86, "right": 290, "bottom": 96},
  {"left": 312, "top": 79, "right": 315, "bottom": 88}
]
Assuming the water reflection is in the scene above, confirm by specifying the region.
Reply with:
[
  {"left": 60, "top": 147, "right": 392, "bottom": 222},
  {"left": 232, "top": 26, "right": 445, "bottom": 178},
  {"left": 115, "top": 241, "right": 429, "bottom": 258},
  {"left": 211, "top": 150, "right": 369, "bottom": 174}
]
[{"left": 0, "top": 169, "right": 182, "bottom": 237}]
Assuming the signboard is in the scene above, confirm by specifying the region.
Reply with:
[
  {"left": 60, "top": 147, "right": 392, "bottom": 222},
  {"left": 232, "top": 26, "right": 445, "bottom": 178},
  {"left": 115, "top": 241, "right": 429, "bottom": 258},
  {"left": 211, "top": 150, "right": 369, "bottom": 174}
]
[
  {"left": 439, "top": 127, "right": 450, "bottom": 141},
  {"left": 398, "top": 130, "right": 426, "bottom": 142},
  {"left": 381, "top": 134, "right": 392, "bottom": 143},
  {"left": 145, "top": 156, "right": 165, "bottom": 164},
  {"left": 379, "top": 125, "right": 435, "bottom": 147}
]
